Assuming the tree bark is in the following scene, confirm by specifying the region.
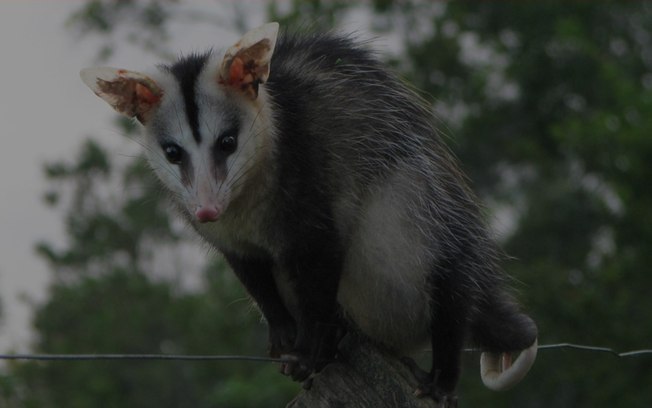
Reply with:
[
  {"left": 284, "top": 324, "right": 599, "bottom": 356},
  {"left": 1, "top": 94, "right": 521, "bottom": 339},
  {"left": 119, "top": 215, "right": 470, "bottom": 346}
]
[{"left": 287, "top": 333, "right": 441, "bottom": 408}]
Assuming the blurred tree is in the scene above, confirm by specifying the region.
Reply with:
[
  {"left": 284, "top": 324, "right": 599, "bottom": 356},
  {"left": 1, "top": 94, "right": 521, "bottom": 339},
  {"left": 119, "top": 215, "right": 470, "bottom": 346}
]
[
  {"left": 3, "top": 1, "right": 652, "bottom": 407},
  {"left": 66, "top": 0, "right": 174, "bottom": 60},
  {"left": 3, "top": 119, "right": 298, "bottom": 407},
  {"left": 7, "top": 264, "right": 296, "bottom": 408},
  {"left": 372, "top": 2, "right": 652, "bottom": 407}
]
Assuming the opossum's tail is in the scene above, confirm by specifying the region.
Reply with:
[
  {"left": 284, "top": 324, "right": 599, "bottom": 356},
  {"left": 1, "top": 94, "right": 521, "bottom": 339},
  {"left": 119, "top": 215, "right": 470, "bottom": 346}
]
[{"left": 470, "top": 293, "right": 538, "bottom": 391}]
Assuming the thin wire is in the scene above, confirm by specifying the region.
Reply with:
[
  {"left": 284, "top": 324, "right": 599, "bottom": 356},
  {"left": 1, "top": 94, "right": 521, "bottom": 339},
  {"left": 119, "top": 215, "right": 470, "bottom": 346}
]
[
  {"left": 464, "top": 343, "right": 652, "bottom": 357},
  {"left": 0, "top": 354, "right": 285, "bottom": 363},
  {"left": 537, "top": 343, "right": 652, "bottom": 357},
  {"left": 0, "top": 343, "right": 650, "bottom": 363}
]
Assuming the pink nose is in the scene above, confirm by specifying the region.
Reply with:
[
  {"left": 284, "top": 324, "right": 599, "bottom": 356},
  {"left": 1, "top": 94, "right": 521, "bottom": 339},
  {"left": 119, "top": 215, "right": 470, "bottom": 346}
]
[{"left": 195, "top": 206, "right": 220, "bottom": 223}]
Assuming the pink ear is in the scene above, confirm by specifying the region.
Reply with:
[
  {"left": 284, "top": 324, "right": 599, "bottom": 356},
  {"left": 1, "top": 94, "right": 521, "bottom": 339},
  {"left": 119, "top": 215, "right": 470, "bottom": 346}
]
[
  {"left": 218, "top": 22, "right": 279, "bottom": 99},
  {"left": 80, "top": 67, "right": 163, "bottom": 123}
]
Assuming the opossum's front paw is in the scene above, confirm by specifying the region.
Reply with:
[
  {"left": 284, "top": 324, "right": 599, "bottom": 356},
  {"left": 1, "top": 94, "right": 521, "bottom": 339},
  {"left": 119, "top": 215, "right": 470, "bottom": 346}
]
[
  {"left": 279, "top": 345, "right": 333, "bottom": 382},
  {"left": 279, "top": 351, "right": 314, "bottom": 382},
  {"left": 280, "top": 322, "right": 343, "bottom": 382},
  {"left": 268, "top": 321, "right": 296, "bottom": 358}
]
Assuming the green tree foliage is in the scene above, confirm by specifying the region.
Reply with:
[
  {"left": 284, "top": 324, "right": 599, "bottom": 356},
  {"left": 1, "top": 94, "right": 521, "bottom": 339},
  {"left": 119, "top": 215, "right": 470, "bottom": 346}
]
[
  {"left": 36, "top": 137, "right": 175, "bottom": 274},
  {"left": 409, "top": 4, "right": 652, "bottom": 407},
  {"left": 3, "top": 1, "right": 652, "bottom": 407},
  {"left": 8, "top": 265, "right": 296, "bottom": 408}
]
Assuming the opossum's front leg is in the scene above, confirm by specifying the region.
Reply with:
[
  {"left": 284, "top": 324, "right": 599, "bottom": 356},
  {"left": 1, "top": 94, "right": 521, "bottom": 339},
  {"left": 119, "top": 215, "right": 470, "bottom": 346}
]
[
  {"left": 222, "top": 251, "right": 297, "bottom": 356},
  {"left": 279, "top": 238, "right": 345, "bottom": 382}
]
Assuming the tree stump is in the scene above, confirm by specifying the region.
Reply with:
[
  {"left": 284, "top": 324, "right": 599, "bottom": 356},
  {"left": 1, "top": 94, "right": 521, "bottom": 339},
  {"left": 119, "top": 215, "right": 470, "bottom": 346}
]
[{"left": 287, "top": 333, "right": 440, "bottom": 408}]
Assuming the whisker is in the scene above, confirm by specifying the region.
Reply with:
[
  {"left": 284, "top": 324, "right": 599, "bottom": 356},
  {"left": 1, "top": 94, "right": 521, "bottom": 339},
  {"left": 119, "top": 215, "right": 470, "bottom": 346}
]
[
  {"left": 223, "top": 117, "right": 266, "bottom": 179},
  {"left": 223, "top": 139, "right": 264, "bottom": 190},
  {"left": 114, "top": 133, "right": 187, "bottom": 188},
  {"left": 226, "top": 148, "right": 265, "bottom": 190},
  {"left": 223, "top": 105, "right": 263, "bottom": 177}
]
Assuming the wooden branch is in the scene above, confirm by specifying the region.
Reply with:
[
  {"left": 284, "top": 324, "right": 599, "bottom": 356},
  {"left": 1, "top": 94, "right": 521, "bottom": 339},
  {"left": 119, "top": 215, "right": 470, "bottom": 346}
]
[{"left": 287, "top": 333, "right": 441, "bottom": 408}]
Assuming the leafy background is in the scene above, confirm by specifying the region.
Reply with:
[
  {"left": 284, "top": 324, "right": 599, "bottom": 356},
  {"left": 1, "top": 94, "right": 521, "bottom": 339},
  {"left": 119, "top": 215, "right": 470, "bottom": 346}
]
[{"left": 2, "top": 1, "right": 652, "bottom": 407}]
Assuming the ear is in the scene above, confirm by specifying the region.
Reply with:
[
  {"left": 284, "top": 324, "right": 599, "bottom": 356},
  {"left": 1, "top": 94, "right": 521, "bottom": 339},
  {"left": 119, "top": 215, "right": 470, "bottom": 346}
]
[
  {"left": 218, "top": 22, "right": 279, "bottom": 99},
  {"left": 80, "top": 67, "right": 163, "bottom": 123}
]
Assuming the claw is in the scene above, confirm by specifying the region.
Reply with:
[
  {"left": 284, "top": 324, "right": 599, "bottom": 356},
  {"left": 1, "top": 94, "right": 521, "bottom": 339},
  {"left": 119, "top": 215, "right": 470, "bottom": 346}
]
[
  {"left": 302, "top": 377, "right": 314, "bottom": 390},
  {"left": 402, "top": 358, "right": 458, "bottom": 406},
  {"left": 280, "top": 352, "right": 313, "bottom": 382}
]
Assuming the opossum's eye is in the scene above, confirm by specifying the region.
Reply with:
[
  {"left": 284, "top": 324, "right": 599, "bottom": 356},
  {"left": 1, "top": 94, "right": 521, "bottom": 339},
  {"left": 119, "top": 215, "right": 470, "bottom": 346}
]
[
  {"left": 216, "top": 127, "right": 238, "bottom": 155},
  {"left": 162, "top": 143, "right": 184, "bottom": 164},
  {"left": 219, "top": 135, "right": 237, "bottom": 154}
]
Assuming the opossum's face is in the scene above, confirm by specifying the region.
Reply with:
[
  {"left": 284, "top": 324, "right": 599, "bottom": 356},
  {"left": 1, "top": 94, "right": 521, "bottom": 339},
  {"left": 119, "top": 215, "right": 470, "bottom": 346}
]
[
  {"left": 80, "top": 23, "right": 278, "bottom": 223},
  {"left": 146, "top": 64, "right": 273, "bottom": 222}
]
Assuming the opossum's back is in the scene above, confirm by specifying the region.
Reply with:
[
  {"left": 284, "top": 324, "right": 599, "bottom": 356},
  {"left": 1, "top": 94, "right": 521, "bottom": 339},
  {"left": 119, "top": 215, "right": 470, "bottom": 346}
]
[
  {"left": 271, "top": 29, "right": 495, "bottom": 251},
  {"left": 269, "top": 30, "right": 489, "bottom": 249},
  {"left": 269, "top": 31, "right": 440, "bottom": 174}
]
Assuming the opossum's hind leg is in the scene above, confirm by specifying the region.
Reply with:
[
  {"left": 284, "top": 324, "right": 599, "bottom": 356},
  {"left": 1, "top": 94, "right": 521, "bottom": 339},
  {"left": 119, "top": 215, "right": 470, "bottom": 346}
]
[
  {"left": 404, "top": 273, "right": 467, "bottom": 407},
  {"left": 401, "top": 357, "right": 458, "bottom": 408}
]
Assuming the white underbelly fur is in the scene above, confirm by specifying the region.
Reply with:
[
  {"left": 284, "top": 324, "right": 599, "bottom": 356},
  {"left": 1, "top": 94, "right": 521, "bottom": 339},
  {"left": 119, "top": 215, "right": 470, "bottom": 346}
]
[{"left": 337, "top": 172, "right": 433, "bottom": 352}]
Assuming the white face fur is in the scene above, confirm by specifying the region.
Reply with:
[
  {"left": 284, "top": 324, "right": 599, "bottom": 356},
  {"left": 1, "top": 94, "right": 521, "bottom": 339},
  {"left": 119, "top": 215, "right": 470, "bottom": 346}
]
[
  {"left": 80, "top": 23, "right": 279, "bottom": 224},
  {"left": 144, "top": 61, "right": 272, "bottom": 223}
]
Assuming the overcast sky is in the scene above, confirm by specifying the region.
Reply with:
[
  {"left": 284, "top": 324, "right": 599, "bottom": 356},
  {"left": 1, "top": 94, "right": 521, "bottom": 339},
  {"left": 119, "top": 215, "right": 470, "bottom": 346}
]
[
  {"left": 0, "top": 1, "right": 103, "bottom": 351},
  {"left": 0, "top": 0, "right": 269, "bottom": 353}
]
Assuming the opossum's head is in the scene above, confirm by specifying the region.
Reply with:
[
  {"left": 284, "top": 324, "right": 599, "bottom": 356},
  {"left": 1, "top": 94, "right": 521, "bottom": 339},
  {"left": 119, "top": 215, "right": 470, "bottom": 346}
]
[{"left": 80, "top": 23, "right": 278, "bottom": 223}]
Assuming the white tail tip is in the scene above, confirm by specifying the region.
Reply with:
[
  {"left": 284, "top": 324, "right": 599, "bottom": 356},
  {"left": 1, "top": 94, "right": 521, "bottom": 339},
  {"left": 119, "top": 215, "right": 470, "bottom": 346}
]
[{"left": 480, "top": 338, "right": 538, "bottom": 391}]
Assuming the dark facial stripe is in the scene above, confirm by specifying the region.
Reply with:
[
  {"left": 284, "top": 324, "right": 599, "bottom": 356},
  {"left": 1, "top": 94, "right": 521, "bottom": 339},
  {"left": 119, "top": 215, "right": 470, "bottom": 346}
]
[{"left": 164, "top": 52, "right": 211, "bottom": 144}]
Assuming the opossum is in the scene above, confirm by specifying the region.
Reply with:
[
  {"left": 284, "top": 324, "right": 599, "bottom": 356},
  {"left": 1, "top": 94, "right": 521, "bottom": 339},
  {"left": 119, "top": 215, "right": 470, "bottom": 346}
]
[{"left": 80, "top": 23, "right": 538, "bottom": 404}]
